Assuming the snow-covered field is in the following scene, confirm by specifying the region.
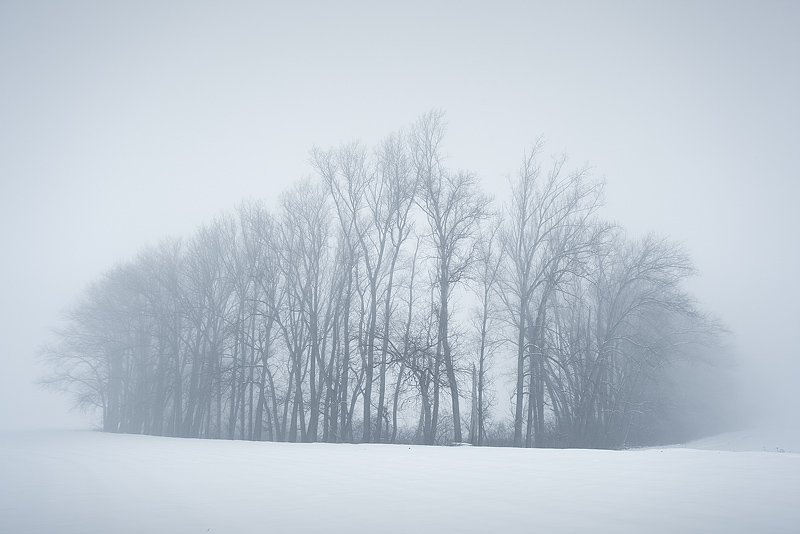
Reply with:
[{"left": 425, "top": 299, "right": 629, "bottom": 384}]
[{"left": 1, "top": 429, "right": 798, "bottom": 534}]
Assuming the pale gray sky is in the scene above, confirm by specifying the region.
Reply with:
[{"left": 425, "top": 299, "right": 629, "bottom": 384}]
[{"left": 1, "top": 1, "right": 798, "bottom": 429}]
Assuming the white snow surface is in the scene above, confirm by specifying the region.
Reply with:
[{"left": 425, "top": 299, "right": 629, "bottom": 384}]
[
  {"left": 669, "top": 427, "right": 800, "bottom": 454},
  {"left": 1, "top": 429, "right": 798, "bottom": 533}
]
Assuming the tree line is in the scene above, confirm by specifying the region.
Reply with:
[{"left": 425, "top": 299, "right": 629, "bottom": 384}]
[{"left": 41, "top": 111, "right": 725, "bottom": 448}]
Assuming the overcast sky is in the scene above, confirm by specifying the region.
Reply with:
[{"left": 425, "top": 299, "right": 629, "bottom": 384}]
[{"left": 1, "top": 1, "right": 798, "bottom": 430}]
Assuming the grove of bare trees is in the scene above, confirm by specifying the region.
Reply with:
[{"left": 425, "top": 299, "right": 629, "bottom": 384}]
[{"left": 41, "top": 111, "right": 726, "bottom": 448}]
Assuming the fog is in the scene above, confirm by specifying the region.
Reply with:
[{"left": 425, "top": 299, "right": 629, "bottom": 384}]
[{"left": 1, "top": 1, "right": 798, "bottom": 434}]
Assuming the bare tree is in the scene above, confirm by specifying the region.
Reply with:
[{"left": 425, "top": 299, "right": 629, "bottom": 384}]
[
  {"left": 312, "top": 143, "right": 370, "bottom": 441},
  {"left": 274, "top": 179, "right": 331, "bottom": 442},
  {"left": 468, "top": 218, "right": 503, "bottom": 445},
  {"left": 412, "top": 110, "right": 490, "bottom": 443},
  {"left": 500, "top": 142, "right": 604, "bottom": 446},
  {"left": 374, "top": 130, "right": 417, "bottom": 442},
  {"left": 40, "top": 113, "right": 727, "bottom": 450}
]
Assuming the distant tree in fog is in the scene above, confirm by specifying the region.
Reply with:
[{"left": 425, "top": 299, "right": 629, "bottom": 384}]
[
  {"left": 468, "top": 218, "right": 503, "bottom": 446},
  {"left": 40, "top": 111, "right": 726, "bottom": 448},
  {"left": 412, "top": 110, "right": 490, "bottom": 444},
  {"left": 499, "top": 142, "right": 606, "bottom": 447}
]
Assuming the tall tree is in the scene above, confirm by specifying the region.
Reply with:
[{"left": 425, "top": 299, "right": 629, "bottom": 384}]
[
  {"left": 468, "top": 219, "right": 503, "bottom": 445},
  {"left": 41, "top": 113, "right": 727, "bottom": 450},
  {"left": 275, "top": 179, "right": 331, "bottom": 442},
  {"left": 374, "top": 130, "right": 417, "bottom": 442},
  {"left": 500, "top": 142, "right": 604, "bottom": 446},
  {"left": 413, "top": 110, "right": 490, "bottom": 443}
]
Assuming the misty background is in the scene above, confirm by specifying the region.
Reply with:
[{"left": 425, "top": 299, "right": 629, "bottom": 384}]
[{"left": 1, "top": 1, "right": 798, "bottom": 432}]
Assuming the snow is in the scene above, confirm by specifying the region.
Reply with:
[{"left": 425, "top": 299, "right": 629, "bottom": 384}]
[
  {"left": 1, "top": 429, "right": 798, "bottom": 533},
  {"left": 669, "top": 427, "right": 800, "bottom": 454}
]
